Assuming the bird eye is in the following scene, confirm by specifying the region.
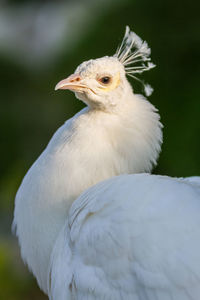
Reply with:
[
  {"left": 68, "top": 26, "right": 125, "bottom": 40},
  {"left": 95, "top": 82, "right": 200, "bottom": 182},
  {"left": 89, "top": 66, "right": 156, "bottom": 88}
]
[{"left": 99, "top": 76, "right": 111, "bottom": 85}]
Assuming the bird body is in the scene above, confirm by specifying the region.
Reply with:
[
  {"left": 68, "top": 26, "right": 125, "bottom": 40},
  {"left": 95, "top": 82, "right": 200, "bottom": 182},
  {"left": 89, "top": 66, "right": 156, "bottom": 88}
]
[
  {"left": 49, "top": 174, "right": 200, "bottom": 300},
  {"left": 14, "top": 90, "right": 161, "bottom": 293},
  {"left": 13, "top": 27, "right": 200, "bottom": 300}
]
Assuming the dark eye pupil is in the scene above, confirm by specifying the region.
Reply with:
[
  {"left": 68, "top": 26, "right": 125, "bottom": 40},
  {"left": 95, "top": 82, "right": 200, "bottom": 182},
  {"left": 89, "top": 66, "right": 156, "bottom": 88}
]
[{"left": 101, "top": 77, "right": 110, "bottom": 84}]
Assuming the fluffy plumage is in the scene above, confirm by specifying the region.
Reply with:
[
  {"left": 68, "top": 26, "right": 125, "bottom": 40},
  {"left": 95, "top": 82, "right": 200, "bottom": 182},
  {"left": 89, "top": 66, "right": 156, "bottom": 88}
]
[
  {"left": 13, "top": 27, "right": 162, "bottom": 295},
  {"left": 13, "top": 27, "right": 200, "bottom": 300},
  {"left": 49, "top": 174, "right": 200, "bottom": 300}
]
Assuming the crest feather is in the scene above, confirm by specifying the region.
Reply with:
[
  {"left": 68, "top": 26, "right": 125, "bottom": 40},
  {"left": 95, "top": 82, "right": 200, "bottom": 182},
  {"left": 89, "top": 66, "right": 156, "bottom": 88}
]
[{"left": 115, "top": 26, "right": 155, "bottom": 96}]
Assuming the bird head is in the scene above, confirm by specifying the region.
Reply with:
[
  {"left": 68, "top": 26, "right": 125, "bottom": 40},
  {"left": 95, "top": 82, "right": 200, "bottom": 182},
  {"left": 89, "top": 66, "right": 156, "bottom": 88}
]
[
  {"left": 55, "top": 56, "right": 128, "bottom": 109},
  {"left": 55, "top": 26, "right": 155, "bottom": 110}
]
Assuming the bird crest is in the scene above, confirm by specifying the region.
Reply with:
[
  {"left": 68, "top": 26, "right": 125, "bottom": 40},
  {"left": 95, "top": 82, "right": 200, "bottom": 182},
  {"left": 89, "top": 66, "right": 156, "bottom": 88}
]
[{"left": 115, "top": 26, "right": 155, "bottom": 96}]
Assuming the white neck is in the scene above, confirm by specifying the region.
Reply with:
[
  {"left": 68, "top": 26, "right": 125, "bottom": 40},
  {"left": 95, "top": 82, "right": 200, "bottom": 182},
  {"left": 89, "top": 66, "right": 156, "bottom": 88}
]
[{"left": 13, "top": 91, "right": 162, "bottom": 293}]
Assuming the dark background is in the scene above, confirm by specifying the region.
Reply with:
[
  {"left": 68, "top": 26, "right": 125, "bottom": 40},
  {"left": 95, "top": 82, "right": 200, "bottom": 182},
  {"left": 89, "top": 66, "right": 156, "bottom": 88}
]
[{"left": 0, "top": 0, "right": 200, "bottom": 299}]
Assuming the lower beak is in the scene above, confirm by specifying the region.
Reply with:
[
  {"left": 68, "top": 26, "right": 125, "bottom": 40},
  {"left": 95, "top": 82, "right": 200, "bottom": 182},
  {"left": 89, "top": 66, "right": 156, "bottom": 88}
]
[{"left": 55, "top": 74, "right": 85, "bottom": 92}]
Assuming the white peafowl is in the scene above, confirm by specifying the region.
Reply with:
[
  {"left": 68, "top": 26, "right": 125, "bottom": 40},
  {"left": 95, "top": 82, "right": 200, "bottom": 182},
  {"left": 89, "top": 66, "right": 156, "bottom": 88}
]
[{"left": 13, "top": 27, "right": 200, "bottom": 300}]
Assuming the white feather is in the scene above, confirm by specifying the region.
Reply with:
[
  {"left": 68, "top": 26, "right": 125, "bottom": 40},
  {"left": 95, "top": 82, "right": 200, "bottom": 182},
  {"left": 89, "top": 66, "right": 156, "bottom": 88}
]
[
  {"left": 115, "top": 26, "right": 155, "bottom": 96},
  {"left": 13, "top": 26, "right": 200, "bottom": 300},
  {"left": 13, "top": 91, "right": 162, "bottom": 293},
  {"left": 49, "top": 174, "right": 200, "bottom": 300}
]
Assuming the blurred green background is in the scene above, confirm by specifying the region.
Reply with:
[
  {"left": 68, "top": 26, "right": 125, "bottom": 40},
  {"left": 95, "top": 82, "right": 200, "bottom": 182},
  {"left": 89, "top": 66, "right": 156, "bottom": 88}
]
[{"left": 0, "top": 0, "right": 200, "bottom": 298}]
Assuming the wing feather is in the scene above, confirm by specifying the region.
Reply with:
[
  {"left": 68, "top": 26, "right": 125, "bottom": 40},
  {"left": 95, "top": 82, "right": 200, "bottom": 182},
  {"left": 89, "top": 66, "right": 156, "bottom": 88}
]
[{"left": 49, "top": 174, "right": 200, "bottom": 300}]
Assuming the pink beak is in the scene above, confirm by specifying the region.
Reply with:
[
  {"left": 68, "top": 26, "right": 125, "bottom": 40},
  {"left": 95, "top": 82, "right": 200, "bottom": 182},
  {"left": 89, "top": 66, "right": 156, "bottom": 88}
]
[{"left": 55, "top": 74, "right": 83, "bottom": 91}]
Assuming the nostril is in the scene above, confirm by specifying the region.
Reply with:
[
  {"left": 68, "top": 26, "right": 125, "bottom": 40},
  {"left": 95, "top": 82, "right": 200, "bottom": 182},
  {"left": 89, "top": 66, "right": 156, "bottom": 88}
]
[{"left": 70, "top": 76, "right": 81, "bottom": 83}]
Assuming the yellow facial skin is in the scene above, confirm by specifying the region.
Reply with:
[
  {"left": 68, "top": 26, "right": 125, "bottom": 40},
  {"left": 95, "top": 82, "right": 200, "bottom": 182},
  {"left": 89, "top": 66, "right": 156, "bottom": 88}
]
[{"left": 98, "top": 72, "right": 120, "bottom": 92}]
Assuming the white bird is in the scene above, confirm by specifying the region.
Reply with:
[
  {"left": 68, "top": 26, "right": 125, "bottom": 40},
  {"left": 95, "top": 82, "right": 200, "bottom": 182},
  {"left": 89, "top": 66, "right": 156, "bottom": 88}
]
[{"left": 13, "top": 27, "right": 200, "bottom": 300}]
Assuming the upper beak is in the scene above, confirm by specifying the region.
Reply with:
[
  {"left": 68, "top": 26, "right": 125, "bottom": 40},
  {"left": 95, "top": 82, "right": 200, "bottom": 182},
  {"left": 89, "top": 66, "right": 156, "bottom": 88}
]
[{"left": 55, "top": 74, "right": 84, "bottom": 91}]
